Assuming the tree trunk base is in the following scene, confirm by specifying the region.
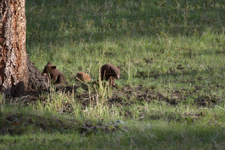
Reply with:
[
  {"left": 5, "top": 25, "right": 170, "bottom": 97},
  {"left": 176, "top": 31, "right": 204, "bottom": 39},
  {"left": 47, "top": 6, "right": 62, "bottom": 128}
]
[
  {"left": 27, "top": 55, "right": 48, "bottom": 91},
  {"left": 10, "top": 55, "right": 48, "bottom": 97}
]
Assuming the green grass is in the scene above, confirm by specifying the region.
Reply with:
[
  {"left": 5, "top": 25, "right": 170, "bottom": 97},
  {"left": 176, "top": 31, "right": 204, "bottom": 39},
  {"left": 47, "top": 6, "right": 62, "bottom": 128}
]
[
  {"left": 1, "top": 125, "right": 225, "bottom": 150},
  {"left": 1, "top": 0, "right": 225, "bottom": 149},
  {"left": 1, "top": 103, "right": 225, "bottom": 149}
]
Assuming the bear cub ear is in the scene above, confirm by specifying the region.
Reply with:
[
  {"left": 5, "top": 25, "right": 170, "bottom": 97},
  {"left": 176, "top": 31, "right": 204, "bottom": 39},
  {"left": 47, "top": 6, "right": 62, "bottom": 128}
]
[
  {"left": 117, "top": 66, "right": 120, "bottom": 69},
  {"left": 51, "top": 66, "right": 57, "bottom": 70}
]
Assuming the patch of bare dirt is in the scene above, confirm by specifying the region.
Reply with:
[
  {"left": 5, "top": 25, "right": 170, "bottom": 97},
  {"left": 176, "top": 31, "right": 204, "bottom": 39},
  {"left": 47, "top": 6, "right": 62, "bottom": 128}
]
[
  {"left": 11, "top": 81, "right": 222, "bottom": 112},
  {"left": 195, "top": 95, "right": 221, "bottom": 106}
]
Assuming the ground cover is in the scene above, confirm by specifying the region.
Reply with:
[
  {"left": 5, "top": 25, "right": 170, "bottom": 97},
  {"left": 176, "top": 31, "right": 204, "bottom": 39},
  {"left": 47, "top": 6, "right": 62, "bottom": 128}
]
[{"left": 1, "top": 0, "right": 225, "bottom": 149}]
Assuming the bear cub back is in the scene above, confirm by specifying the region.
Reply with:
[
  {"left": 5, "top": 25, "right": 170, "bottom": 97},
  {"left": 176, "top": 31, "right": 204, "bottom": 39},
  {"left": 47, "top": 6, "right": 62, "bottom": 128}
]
[{"left": 75, "top": 72, "right": 91, "bottom": 82}]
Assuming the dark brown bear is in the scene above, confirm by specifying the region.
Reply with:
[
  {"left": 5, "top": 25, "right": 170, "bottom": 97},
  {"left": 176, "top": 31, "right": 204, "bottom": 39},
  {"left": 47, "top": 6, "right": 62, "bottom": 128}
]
[
  {"left": 42, "top": 62, "right": 66, "bottom": 84},
  {"left": 101, "top": 63, "right": 120, "bottom": 86}
]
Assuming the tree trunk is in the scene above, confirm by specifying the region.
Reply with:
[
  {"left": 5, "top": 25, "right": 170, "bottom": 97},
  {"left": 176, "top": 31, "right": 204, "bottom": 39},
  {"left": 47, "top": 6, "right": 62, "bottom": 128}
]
[{"left": 0, "top": 0, "right": 28, "bottom": 96}]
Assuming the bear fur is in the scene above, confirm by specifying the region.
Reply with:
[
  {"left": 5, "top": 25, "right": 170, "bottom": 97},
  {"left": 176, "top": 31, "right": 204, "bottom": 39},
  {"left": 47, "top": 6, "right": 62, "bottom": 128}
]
[
  {"left": 75, "top": 72, "right": 91, "bottom": 82},
  {"left": 108, "top": 76, "right": 116, "bottom": 87},
  {"left": 42, "top": 62, "right": 66, "bottom": 84},
  {"left": 101, "top": 63, "right": 120, "bottom": 86}
]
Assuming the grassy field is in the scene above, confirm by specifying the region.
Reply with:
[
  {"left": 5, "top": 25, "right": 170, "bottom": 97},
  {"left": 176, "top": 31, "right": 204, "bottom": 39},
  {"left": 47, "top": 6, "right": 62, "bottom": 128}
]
[{"left": 1, "top": 0, "right": 225, "bottom": 149}]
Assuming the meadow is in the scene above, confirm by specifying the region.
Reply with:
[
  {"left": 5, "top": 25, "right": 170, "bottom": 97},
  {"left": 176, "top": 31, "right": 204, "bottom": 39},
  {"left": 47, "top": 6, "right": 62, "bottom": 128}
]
[{"left": 1, "top": 0, "right": 225, "bottom": 149}]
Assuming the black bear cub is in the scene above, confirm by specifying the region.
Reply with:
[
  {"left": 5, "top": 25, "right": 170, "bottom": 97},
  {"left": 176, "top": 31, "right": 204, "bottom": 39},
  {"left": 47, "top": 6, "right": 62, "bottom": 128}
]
[
  {"left": 42, "top": 62, "right": 66, "bottom": 84},
  {"left": 101, "top": 63, "right": 120, "bottom": 86}
]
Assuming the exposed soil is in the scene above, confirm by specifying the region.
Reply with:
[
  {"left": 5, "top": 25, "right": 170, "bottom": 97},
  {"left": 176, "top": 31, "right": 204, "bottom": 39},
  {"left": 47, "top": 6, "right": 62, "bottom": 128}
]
[{"left": 13, "top": 83, "right": 221, "bottom": 115}]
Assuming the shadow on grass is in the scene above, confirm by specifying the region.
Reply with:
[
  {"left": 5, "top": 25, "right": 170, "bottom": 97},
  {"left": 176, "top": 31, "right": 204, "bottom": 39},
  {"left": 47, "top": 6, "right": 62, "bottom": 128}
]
[
  {"left": 25, "top": 0, "right": 225, "bottom": 49},
  {"left": 1, "top": 121, "right": 225, "bottom": 149}
]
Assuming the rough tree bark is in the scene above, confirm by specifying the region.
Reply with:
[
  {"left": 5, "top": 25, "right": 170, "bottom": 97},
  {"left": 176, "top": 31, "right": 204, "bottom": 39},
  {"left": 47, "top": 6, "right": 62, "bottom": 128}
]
[
  {"left": 0, "top": 0, "right": 47, "bottom": 97},
  {"left": 0, "top": 0, "right": 28, "bottom": 96}
]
